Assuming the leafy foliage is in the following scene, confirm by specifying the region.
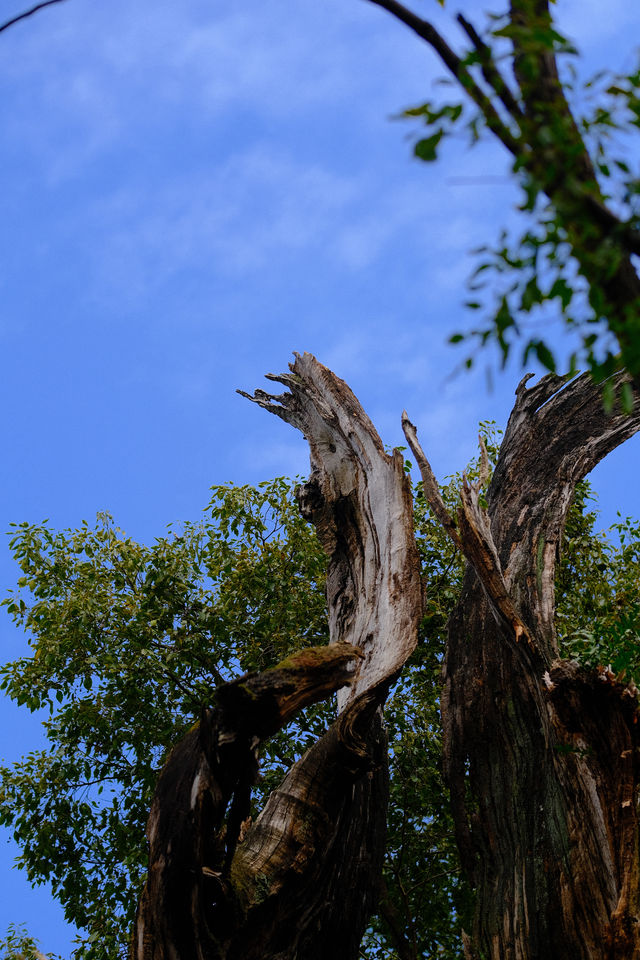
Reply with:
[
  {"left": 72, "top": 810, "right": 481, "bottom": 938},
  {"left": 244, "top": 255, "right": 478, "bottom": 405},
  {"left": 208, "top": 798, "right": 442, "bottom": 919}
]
[
  {"left": 556, "top": 481, "right": 640, "bottom": 679},
  {"left": 400, "top": 6, "right": 640, "bottom": 383},
  {"left": 0, "top": 457, "right": 479, "bottom": 960},
  {"left": 0, "top": 923, "right": 60, "bottom": 960},
  {"left": 0, "top": 479, "right": 329, "bottom": 960},
  {"left": 2, "top": 434, "right": 639, "bottom": 959}
]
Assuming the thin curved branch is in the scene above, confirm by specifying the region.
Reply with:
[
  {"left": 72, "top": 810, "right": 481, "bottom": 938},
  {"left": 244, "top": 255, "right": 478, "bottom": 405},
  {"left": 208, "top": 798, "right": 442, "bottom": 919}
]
[
  {"left": 364, "top": 0, "right": 522, "bottom": 157},
  {"left": 0, "top": 0, "right": 68, "bottom": 34},
  {"left": 402, "top": 413, "right": 536, "bottom": 651},
  {"left": 456, "top": 13, "right": 524, "bottom": 124}
]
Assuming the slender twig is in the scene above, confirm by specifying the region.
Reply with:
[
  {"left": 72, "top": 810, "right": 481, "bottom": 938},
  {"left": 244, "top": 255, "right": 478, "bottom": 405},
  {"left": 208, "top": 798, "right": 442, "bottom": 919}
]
[
  {"left": 402, "top": 411, "right": 463, "bottom": 553},
  {"left": 364, "top": 0, "right": 522, "bottom": 157},
  {"left": 456, "top": 13, "right": 524, "bottom": 123},
  {"left": 0, "top": 0, "right": 69, "bottom": 34}
]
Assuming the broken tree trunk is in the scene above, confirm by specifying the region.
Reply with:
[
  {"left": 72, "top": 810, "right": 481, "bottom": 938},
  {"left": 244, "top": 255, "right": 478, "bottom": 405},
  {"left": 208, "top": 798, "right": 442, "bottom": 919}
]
[
  {"left": 134, "top": 353, "right": 640, "bottom": 959},
  {"left": 131, "top": 353, "right": 422, "bottom": 960},
  {"left": 404, "top": 371, "right": 640, "bottom": 959}
]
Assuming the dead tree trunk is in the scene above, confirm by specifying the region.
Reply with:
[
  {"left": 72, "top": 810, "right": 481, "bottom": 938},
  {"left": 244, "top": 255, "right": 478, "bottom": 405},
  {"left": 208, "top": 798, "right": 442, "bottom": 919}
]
[
  {"left": 134, "top": 353, "right": 640, "bottom": 959},
  {"left": 404, "top": 371, "right": 640, "bottom": 959},
  {"left": 131, "top": 353, "right": 422, "bottom": 960}
]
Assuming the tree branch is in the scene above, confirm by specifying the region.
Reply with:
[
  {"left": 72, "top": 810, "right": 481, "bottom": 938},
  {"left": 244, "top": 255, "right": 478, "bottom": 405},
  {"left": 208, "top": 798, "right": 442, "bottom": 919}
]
[
  {"left": 363, "top": 0, "right": 522, "bottom": 157},
  {"left": 0, "top": 0, "right": 68, "bottom": 35},
  {"left": 241, "top": 352, "right": 422, "bottom": 708},
  {"left": 367, "top": 0, "right": 640, "bottom": 378},
  {"left": 135, "top": 355, "right": 423, "bottom": 960},
  {"left": 440, "top": 369, "right": 640, "bottom": 955},
  {"left": 508, "top": 0, "right": 598, "bottom": 184},
  {"left": 402, "top": 412, "right": 536, "bottom": 651},
  {"left": 456, "top": 13, "right": 524, "bottom": 125}
]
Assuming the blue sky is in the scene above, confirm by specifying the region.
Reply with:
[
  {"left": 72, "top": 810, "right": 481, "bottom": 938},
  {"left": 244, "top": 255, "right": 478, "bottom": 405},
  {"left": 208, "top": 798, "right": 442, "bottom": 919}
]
[{"left": 1, "top": 0, "right": 639, "bottom": 954}]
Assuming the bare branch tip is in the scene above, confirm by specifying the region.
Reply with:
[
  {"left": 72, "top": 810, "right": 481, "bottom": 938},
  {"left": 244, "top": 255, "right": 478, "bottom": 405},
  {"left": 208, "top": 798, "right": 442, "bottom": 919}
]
[
  {"left": 515, "top": 373, "right": 536, "bottom": 395},
  {"left": 0, "top": 0, "right": 69, "bottom": 35},
  {"left": 401, "top": 410, "right": 415, "bottom": 431}
]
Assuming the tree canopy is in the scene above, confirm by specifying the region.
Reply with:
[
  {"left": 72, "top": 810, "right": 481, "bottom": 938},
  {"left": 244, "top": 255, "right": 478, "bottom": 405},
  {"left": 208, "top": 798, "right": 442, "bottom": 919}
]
[{"left": 2, "top": 429, "right": 640, "bottom": 958}]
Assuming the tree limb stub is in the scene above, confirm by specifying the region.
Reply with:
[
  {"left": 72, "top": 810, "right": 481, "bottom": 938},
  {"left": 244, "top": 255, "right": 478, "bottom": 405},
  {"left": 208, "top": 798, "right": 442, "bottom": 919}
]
[
  {"left": 240, "top": 351, "right": 422, "bottom": 709},
  {"left": 222, "top": 352, "right": 422, "bottom": 956},
  {"left": 490, "top": 370, "right": 640, "bottom": 652},
  {"left": 405, "top": 372, "right": 640, "bottom": 665}
]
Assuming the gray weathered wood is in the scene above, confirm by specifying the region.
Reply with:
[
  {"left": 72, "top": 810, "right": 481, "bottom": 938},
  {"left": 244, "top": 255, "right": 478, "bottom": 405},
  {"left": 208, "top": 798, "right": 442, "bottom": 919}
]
[{"left": 132, "top": 352, "right": 422, "bottom": 959}]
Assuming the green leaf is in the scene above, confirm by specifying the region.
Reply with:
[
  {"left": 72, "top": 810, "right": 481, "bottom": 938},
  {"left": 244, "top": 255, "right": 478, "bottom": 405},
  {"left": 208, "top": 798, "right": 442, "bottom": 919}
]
[
  {"left": 602, "top": 378, "right": 616, "bottom": 413},
  {"left": 534, "top": 340, "right": 557, "bottom": 372},
  {"left": 520, "top": 277, "right": 542, "bottom": 311},
  {"left": 414, "top": 130, "right": 444, "bottom": 162},
  {"left": 523, "top": 339, "right": 557, "bottom": 372},
  {"left": 549, "top": 277, "right": 573, "bottom": 310}
]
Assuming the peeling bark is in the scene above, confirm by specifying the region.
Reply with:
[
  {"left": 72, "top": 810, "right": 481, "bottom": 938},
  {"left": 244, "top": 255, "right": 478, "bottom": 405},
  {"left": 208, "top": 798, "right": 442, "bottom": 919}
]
[
  {"left": 405, "top": 371, "right": 640, "bottom": 959},
  {"left": 133, "top": 353, "right": 640, "bottom": 959},
  {"left": 132, "top": 353, "right": 422, "bottom": 960},
  {"left": 131, "top": 644, "right": 363, "bottom": 960}
]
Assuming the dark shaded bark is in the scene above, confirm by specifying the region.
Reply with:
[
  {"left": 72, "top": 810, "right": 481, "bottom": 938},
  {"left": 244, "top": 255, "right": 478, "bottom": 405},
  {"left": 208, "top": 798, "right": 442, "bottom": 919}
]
[
  {"left": 225, "top": 693, "right": 389, "bottom": 960},
  {"left": 134, "top": 352, "right": 640, "bottom": 959},
  {"left": 132, "top": 353, "right": 422, "bottom": 960},
  {"left": 405, "top": 371, "right": 640, "bottom": 958},
  {"left": 131, "top": 644, "right": 363, "bottom": 960}
]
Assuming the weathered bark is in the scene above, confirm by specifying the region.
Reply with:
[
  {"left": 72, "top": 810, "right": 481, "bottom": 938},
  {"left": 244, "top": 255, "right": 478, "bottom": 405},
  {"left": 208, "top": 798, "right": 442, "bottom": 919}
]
[
  {"left": 132, "top": 353, "right": 422, "bottom": 960},
  {"left": 134, "top": 352, "right": 640, "bottom": 959},
  {"left": 405, "top": 371, "right": 640, "bottom": 959},
  {"left": 131, "top": 644, "right": 362, "bottom": 960}
]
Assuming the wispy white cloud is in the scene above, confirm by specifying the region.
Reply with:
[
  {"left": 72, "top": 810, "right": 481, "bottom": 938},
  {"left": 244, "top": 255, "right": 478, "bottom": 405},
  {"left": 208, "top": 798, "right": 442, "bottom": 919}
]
[
  {"left": 77, "top": 128, "right": 517, "bottom": 310},
  {"left": 234, "top": 435, "right": 311, "bottom": 480},
  {"left": 85, "top": 145, "right": 361, "bottom": 294},
  {"left": 0, "top": 0, "right": 437, "bottom": 181},
  {"left": 92, "top": 0, "right": 439, "bottom": 118}
]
